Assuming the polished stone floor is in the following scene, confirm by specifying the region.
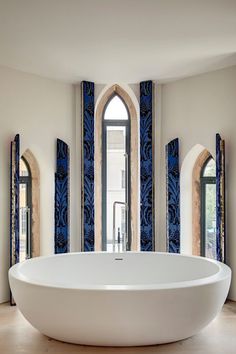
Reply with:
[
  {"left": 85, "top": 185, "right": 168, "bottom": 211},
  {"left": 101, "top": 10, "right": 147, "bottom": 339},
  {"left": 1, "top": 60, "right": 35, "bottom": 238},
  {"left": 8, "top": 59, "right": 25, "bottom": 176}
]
[{"left": 0, "top": 301, "right": 235, "bottom": 354}]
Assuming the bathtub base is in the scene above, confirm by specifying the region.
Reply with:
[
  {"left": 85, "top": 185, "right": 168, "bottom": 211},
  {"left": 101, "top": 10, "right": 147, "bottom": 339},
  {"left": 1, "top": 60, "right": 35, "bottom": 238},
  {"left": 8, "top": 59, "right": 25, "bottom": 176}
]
[
  {"left": 18, "top": 282, "right": 228, "bottom": 346},
  {"left": 9, "top": 252, "right": 231, "bottom": 346}
]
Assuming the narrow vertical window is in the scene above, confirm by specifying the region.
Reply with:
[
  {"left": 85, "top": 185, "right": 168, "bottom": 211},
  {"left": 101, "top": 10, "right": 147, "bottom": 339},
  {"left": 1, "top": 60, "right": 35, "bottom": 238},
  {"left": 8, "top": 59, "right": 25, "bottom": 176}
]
[
  {"left": 200, "top": 157, "right": 216, "bottom": 259},
  {"left": 19, "top": 157, "right": 32, "bottom": 262},
  {"left": 102, "top": 95, "right": 131, "bottom": 252}
]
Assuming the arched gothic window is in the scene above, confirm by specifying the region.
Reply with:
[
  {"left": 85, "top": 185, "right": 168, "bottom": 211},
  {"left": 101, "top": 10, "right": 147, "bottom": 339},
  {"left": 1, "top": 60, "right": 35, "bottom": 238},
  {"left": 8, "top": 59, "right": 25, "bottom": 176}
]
[
  {"left": 94, "top": 84, "right": 139, "bottom": 252},
  {"left": 200, "top": 156, "right": 216, "bottom": 259},
  {"left": 102, "top": 95, "right": 130, "bottom": 252},
  {"left": 19, "top": 157, "right": 32, "bottom": 262},
  {"left": 19, "top": 149, "right": 40, "bottom": 260}
]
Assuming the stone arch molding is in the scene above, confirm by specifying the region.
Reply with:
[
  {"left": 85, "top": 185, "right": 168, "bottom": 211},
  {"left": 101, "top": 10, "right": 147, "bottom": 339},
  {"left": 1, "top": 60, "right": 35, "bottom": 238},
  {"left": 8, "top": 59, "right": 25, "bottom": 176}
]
[
  {"left": 180, "top": 144, "right": 215, "bottom": 255},
  {"left": 192, "top": 149, "right": 212, "bottom": 256},
  {"left": 21, "top": 149, "right": 40, "bottom": 257},
  {"left": 94, "top": 84, "right": 140, "bottom": 251},
  {"left": 180, "top": 144, "right": 205, "bottom": 254}
]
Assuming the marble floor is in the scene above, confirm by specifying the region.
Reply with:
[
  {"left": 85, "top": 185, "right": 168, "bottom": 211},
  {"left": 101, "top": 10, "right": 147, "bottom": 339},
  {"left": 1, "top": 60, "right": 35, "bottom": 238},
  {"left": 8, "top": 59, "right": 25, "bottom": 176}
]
[{"left": 0, "top": 301, "right": 235, "bottom": 354}]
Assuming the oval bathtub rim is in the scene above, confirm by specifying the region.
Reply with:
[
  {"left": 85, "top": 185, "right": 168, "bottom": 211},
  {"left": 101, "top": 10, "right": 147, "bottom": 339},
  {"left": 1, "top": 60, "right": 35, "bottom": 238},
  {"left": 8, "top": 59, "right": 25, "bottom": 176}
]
[{"left": 8, "top": 251, "right": 232, "bottom": 292}]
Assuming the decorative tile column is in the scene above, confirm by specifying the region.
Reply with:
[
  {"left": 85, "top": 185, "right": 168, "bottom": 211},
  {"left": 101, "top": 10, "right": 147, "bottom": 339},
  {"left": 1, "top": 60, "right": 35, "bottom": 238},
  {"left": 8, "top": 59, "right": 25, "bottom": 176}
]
[
  {"left": 216, "top": 133, "right": 225, "bottom": 262},
  {"left": 55, "top": 138, "right": 70, "bottom": 253},
  {"left": 140, "top": 81, "right": 154, "bottom": 251},
  {"left": 81, "top": 81, "right": 95, "bottom": 251},
  {"left": 166, "top": 138, "right": 180, "bottom": 253},
  {"left": 10, "top": 134, "right": 20, "bottom": 305}
]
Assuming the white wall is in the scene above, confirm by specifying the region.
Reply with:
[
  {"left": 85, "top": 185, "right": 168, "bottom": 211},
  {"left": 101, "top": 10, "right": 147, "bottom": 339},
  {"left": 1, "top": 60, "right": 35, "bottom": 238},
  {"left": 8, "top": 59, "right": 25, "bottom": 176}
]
[
  {"left": 160, "top": 65, "right": 236, "bottom": 300},
  {"left": 2, "top": 64, "right": 236, "bottom": 302},
  {"left": 0, "top": 66, "right": 75, "bottom": 303}
]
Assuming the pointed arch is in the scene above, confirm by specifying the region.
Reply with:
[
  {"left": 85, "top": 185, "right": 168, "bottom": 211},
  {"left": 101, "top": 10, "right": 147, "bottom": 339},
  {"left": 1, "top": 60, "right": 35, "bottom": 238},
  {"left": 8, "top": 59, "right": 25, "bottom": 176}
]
[
  {"left": 21, "top": 149, "right": 40, "bottom": 257},
  {"left": 95, "top": 84, "right": 139, "bottom": 251}
]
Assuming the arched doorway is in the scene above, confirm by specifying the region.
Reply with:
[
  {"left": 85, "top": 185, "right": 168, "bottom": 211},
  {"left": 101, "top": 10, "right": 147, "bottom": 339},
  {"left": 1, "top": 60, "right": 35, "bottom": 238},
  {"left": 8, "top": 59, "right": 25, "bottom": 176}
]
[
  {"left": 192, "top": 149, "right": 216, "bottom": 259},
  {"left": 95, "top": 84, "right": 139, "bottom": 251},
  {"left": 20, "top": 149, "right": 40, "bottom": 259},
  {"left": 19, "top": 157, "right": 32, "bottom": 262},
  {"left": 102, "top": 94, "right": 131, "bottom": 251},
  {"left": 200, "top": 156, "right": 216, "bottom": 258}
]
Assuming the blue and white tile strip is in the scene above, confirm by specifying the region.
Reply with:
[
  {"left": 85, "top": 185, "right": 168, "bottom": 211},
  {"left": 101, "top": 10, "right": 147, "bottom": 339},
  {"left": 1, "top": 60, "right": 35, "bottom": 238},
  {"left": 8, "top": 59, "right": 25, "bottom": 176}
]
[
  {"left": 10, "top": 134, "right": 20, "bottom": 305},
  {"left": 81, "top": 81, "right": 95, "bottom": 251},
  {"left": 140, "top": 81, "right": 154, "bottom": 251},
  {"left": 166, "top": 138, "right": 180, "bottom": 253},
  {"left": 55, "top": 138, "right": 70, "bottom": 253},
  {"left": 216, "top": 133, "right": 225, "bottom": 262}
]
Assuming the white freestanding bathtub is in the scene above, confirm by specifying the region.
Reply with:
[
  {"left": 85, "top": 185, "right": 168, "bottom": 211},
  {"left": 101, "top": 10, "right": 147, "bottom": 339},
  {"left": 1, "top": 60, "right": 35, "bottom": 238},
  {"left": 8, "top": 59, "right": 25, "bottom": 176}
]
[{"left": 9, "top": 252, "right": 231, "bottom": 346}]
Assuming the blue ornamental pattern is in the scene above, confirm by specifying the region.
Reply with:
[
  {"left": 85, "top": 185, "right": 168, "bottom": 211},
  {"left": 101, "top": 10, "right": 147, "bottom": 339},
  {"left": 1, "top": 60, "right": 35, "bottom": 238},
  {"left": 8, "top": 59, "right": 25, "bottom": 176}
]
[
  {"left": 216, "top": 133, "right": 225, "bottom": 262},
  {"left": 55, "top": 139, "right": 70, "bottom": 253},
  {"left": 10, "top": 134, "right": 20, "bottom": 305},
  {"left": 140, "top": 81, "right": 154, "bottom": 251},
  {"left": 166, "top": 138, "right": 180, "bottom": 253},
  {"left": 82, "top": 81, "right": 94, "bottom": 251}
]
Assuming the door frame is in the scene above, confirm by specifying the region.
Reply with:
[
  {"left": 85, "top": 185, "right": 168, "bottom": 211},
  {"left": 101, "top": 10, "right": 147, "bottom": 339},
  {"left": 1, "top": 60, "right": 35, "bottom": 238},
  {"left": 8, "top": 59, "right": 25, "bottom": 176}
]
[
  {"left": 200, "top": 158, "right": 216, "bottom": 257},
  {"left": 102, "top": 95, "right": 131, "bottom": 251},
  {"left": 19, "top": 157, "right": 32, "bottom": 259},
  {"left": 94, "top": 84, "right": 139, "bottom": 251}
]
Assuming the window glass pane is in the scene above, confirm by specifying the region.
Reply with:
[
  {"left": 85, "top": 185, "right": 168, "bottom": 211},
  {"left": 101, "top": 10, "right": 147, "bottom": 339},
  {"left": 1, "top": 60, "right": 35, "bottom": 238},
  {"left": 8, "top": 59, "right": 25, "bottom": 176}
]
[
  {"left": 205, "top": 183, "right": 216, "bottom": 259},
  {"left": 104, "top": 95, "right": 128, "bottom": 120},
  {"left": 121, "top": 207, "right": 126, "bottom": 235},
  {"left": 203, "top": 158, "right": 216, "bottom": 177},
  {"left": 106, "top": 126, "right": 127, "bottom": 252},
  {"left": 19, "top": 183, "right": 27, "bottom": 262},
  {"left": 20, "top": 158, "right": 29, "bottom": 176},
  {"left": 121, "top": 170, "right": 125, "bottom": 189}
]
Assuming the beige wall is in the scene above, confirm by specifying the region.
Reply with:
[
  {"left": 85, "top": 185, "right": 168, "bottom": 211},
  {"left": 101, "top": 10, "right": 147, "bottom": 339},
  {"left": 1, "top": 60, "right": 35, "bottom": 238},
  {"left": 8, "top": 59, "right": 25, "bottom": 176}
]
[
  {"left": 160, "top": 65, "right": 236, "bottom": 300},
  {"left": 0, "top": 66, "right": 75, "bottom": 303}
]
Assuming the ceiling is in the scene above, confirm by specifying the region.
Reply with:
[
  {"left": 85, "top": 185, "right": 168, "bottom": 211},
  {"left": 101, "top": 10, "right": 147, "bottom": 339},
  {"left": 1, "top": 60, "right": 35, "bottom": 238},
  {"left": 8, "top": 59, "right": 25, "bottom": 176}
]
[{"left": 0, "top": 0, "right": 236, "bottom": 84}]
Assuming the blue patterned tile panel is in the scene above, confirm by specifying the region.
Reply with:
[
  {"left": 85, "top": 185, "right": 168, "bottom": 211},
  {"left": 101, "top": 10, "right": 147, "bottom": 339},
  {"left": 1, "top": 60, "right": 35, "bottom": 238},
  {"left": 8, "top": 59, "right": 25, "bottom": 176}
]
[
  {"left": 81, "top": 81, "right": 95, "bottom": 252},
  {"left": 140, "top": 81, "right": 154, "bottom": 251},
  {"left": 166, "top": 138, "right": 180, "bottom": 253},
  {"left": 55, "top": 139, "right": 70, "bottom": 254},
  {"left": 216, "top": 133, "right": 225, "bottom": 262},
  {"left": 10, "top": 134, "right": 20, "bottom": 305},
  {"left": 56, "top": 138, "right": 69, "bottom": 175}
]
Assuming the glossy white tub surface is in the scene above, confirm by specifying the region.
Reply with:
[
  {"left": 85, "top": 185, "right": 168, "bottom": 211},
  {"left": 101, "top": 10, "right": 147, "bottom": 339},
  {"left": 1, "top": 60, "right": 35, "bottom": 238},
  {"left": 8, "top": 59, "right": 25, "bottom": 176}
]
[{"left": 9, "top": 252, "right": 231, "bottom": 346}]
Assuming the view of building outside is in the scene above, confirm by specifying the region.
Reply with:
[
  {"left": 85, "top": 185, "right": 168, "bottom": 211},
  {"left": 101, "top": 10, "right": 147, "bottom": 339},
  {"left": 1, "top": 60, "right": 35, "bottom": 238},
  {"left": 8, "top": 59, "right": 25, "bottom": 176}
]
[
  {"left": 19, "top": 158, "right": 28, "bottom": 262},
  {"left": 104, "top": 95, "right": 129, "bottom": 252},
  {"left": 203, "top": 158, "right": 216, "bottom": 259},
  {"left": 205, "top": 184, "right": 216, "bottom": 258},
  {"left": 106, "top": 127, "right": 126, "bottom": 252}
]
